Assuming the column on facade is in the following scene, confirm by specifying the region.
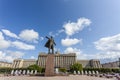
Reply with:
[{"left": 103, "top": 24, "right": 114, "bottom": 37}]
[
  {"left": 58, "top": 55, "right": 60, "bottom": 67},
  {"left": 63, "top": 56, "right": 64, "bottom": 68},
  {"left": 38, "top": 56, "right": 39, "bottom": 66}
]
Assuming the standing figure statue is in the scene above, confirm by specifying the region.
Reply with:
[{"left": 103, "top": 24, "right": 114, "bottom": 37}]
[{"left": 45, "top": 36, "right": 56, "bottom": 54}]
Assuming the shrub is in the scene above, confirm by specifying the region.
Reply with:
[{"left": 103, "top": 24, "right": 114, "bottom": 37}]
[
  {"left": 59, "top": 68, "right": 67, "bottom": 73},
  {"left": 112, "top": 68, "right": 120, "bottom": 73},
  {"left": 41, "top": 68, "right": 45, "bottom": 73},
  {"left": 0, "top": 67, "right": 12, "bottom": 74},
  {"left": 27, "top": 64, "right": 42, "bottom": 73},
  {"left": 70, "top": 63, "right": 83, "bottom": 73}
]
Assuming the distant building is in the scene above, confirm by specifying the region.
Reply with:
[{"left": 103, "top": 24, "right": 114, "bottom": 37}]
[
  {"left": 77, "top": 60, "right": 91, "bottom": 68},
  {"left": 102, "top": 61, "right": 119, "bottom": 68},
  {"left": 37, "top": 52, "right": 76, "bottom": 70},
  {"left": 77, "top": 59, "right": 102, "bottom": 68},
  {"left": 0, "top": 61, "right": 12, "bottom": 68},
  {"left": 12, "top": 59, "right": 36, "bottom": 68}
]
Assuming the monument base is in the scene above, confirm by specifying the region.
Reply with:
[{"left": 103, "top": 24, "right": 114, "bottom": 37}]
[{"left": 45, "top": 54, "right": 55, "bottom": 76}]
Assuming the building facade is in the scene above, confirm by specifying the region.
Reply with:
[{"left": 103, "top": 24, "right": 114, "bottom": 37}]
[
  {"left": 37, "top": 52, "right": 102, "bottom": 69},
  {"left": 102, "top": 61, "right": 119, "bottom": 68},
  {"left": 77, "top": 60, "right": 90, "bottom": 68},
  {"left": 12, "top": 59, "right": 36, "bottom": 68},
  {"left": 11, "top": 52, "right": 102, "bottom": 69},
  {"left": 37, "top": 53, "right": 76, "bottom": 70},
  {"left": 90, "top": 59, "right": 102, "bottom": 68},
  {"left": 77, "top": 59, "right": 102, "bottom": 68},
  {"left": 0, "top": 61, "right": 12, "bottom": 68}
]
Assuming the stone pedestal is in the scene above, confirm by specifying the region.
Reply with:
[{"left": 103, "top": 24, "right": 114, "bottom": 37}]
[{"left": 45, "top": 54, "right": 55, "bottom": 76}]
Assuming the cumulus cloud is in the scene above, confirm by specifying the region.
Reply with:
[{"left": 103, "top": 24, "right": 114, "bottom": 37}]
[
  {"left": 0, "top": 51, "right": 24, "bottom": 62},
  {"left": 40, "top": 37, "right": 44, "bottom": 41},
  {"left": 0, "top": 40, "right": 10, "bottom": 49},
  {"left": 2, "top": 29, "right": 19, "bottom": 39},
  {"left": 30, "top": 56, "right": 36, "bottom": 59},
  {"left": 94, "top": 34, "right": 120, "bottom": 62},
  {"left": 90, "top": 52, "right": 120, "bottom": 60},
  {"left": 12, "top": 41, "right": 35, "bottom": 50},
  {"left": 64, "top": 47, "right": 88, "bottom": 59},
  {"left": 1, "top": 29, "right": 41, "bottom": 43},
  {"left": 64, "top": 47, "right": 120, "bottom": 62},
  {"left": 63, "top": 18, "right": 91, "bottom": 36},
  {"left": 0, "top": 30, "right": 37, "bottom": 50},
  {"left": 0, "top": 32, "right": 10, "bottom": 49},
  {"left": 0, "top": 32, "right": 4, "bottom": 40},
  {"left": 19, "top": 29, "right": 39, "bottom": 43},
  {"left": 64, "top": 47, "right": 82, "bottom": 54},
  {"left": 94, "top": 34, "right": 120, "bottom": 51},
  {"left": 61, "top": 38, "right": 82, "bottom": 46}
]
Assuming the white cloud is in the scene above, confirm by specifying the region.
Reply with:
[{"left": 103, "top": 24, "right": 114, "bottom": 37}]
[
  {"left": 63, "top": 18, "right": 91, "bottom": 36},
  {"left": 61, "top": 38, "right": 82, "bottom": 46},
  {"left": 0, "top": 30, "right": 36, "bottom": 50},
  {"left": 19, "top": 29, "right": 39, "bottom": 43},
  {"left": 94, "top": 34, "right": 120, "bottom": 51},
  {"left": 7, "top": 50, "right": 24, "bottom": 58},
  {"left": 0, "top": 32, "right": 4, "bottom": 40},
  {"left": 49, "top": 32, "right": 54, "bottom": 36},
  {"left": 2, "top": 29, "right": 19, "bottom": 39},
  {"left": 40, "top": 37, "right": 44, "bottom": 41},
  {"left": 0, "top": 40, "right": 10, "bottom": 49},
  {"left": 64, "top": 47, "right": 82, "bottom": 54},
  {"left": 90, "top": 52, "right": 120, "bottom": 60},
  {"left": 0, "top": 32, "right": 10, "bottom": 49},
  {"left": 58, "top": 29, "right": 64, "bottom": 33},
  {"left": 30, "top": 56, "right": 36, "bottom": 59},
  {"left": 0, "top": 51, "right": 24, "bottom": 62},
  {"left": 12, "top": 41, "right": 35, "bottom": 50},
  {"left": 64, "top": 47, "right": 120, "bottom": 62},
  {"left": 94, "top": 34, "right": 120, "bottom": 62},
  {"left": 1, "top": 29, "right": 41, "bottom": 43},
  {"left": 64, "top": 47, "right": 88, "bottom": 59}
]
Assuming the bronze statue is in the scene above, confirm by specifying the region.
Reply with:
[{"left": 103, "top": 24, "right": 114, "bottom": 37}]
[{"left": 45, "top": 36, "right": 56, "bottom": 54}]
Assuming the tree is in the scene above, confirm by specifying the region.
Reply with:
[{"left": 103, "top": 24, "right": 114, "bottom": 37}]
[
  {"left": 27, "top": 64, "right": 42, "bottom": 73},
  {"left": 70, "top": 63, "right": 83, "bottom": 73}
]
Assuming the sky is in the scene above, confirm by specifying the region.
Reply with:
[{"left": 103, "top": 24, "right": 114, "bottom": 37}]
[{"left": 0, "top": 0, "right": 120, "bottom": 63}]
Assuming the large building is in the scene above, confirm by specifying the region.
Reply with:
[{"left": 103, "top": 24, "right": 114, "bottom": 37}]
[
  {"left": 0, "top": 61, "right": 12, "bottom": 68},
  {"left": 77, "top": 59, "right": 102, "bottom": 68},
  {"left": 37, "top": 52, "right": 102, "bottom": 69},
  {"left": 102, "top": 61, "right": 119, "bottom": 68},
  {"left": 12, "top": 59, "right": 36, "bottom": 68},
  {"left": 11, "top": 52, "right": 102, "bottom": 69},
  {"left": 37, "top": 52, "right": 76, "bottom": 70}
]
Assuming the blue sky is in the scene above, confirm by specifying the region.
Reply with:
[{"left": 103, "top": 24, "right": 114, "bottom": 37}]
[{"left": 0, "top": 0, "right": 120, "bottom": 63}]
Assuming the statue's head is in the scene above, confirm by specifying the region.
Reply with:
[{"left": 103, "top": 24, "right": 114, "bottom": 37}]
[{"left": 51, "top": 36, "right": 53, "bottom": 39}]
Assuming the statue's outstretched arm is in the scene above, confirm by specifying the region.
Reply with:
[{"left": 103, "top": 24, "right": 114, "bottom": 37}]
[
  {"left": 46, "top": 36, "right": 49, "bottom": 39},
  {"left": 54, "top": 41, "right": 56, "bottom": 46}
]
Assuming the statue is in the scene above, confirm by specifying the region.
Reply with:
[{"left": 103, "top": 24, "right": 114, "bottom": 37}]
[{"left": 45, "top": 36, "right": 56, "bottom": 54}]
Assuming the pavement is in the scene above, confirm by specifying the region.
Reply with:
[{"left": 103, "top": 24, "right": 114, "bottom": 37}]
[{"left": 0, "top": 75, "right": 118, "bottom": 80}]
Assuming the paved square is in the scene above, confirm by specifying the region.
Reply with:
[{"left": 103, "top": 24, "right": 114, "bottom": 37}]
[{"left": 0, "top": 75, "right": 117, "bottom": 80}]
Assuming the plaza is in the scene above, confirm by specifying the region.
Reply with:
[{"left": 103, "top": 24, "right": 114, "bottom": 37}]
[{"left": 0, "top": 75, "right": 117, "bottom": 80}]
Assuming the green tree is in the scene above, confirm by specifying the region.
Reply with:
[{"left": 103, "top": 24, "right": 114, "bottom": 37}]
[
  {"left": 70, "top": 63, "right": 83, "bottom": 73},
  {"left": 27, "top": 64, "right": 42, "bottom": 73}
]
